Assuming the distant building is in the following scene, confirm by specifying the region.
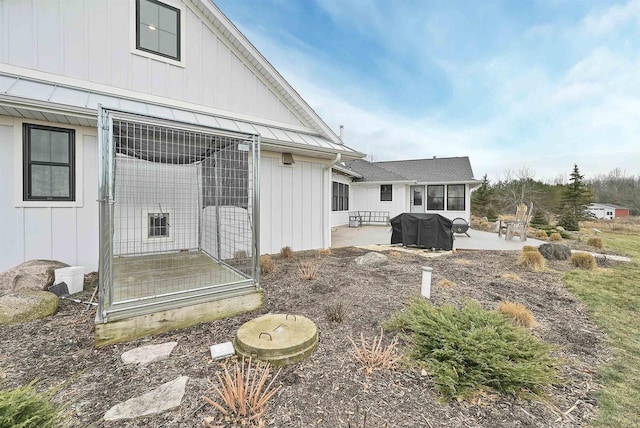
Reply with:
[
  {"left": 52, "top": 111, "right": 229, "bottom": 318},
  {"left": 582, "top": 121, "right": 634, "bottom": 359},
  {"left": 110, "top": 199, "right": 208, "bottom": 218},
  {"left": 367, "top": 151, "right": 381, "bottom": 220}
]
[{"left": 588, "top": 203, "right": 630, "bottom": 220}]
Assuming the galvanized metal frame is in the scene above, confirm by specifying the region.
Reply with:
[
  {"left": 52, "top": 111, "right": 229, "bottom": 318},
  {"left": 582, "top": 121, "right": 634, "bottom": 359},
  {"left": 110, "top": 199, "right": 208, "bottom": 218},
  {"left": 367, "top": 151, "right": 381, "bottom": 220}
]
[{"left": 96, "top": 106, "right": 260, "bottom": 323}]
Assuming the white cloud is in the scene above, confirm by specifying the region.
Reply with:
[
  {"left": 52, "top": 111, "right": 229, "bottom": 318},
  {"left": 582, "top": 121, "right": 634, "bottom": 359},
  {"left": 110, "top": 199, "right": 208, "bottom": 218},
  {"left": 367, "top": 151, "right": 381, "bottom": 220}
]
[{"left": 583, "top": 0, "right": 640, "bottom": 35}]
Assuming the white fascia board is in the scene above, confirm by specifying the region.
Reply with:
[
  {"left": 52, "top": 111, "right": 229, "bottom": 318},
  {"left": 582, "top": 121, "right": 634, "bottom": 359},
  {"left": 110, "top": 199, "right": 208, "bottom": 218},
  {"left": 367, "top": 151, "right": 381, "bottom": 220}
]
[
  {"left": 351, "top": 180, "right": 415, "bottom": 185},
  {"left": 260, "top": 139, "right": 365, "bottom": 160},
  {"left": 191, "top": 0, "right": 342, "bottom": 145},
  {"left": 332, "top": 165, "right": 362, "bottom": 178},
  {"left": 415, "top": 180, "right": 482, "bottom": 186}
]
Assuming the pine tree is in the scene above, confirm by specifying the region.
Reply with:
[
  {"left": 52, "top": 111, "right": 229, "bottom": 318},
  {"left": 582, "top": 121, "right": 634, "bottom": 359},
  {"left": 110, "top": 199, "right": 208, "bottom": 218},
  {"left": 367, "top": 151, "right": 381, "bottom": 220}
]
[
  {"left": 558, "top": 164, "right": 594, "bottom": 231},
  {"left": 471, "top": 174, "right": 492, "bottom": 217}
]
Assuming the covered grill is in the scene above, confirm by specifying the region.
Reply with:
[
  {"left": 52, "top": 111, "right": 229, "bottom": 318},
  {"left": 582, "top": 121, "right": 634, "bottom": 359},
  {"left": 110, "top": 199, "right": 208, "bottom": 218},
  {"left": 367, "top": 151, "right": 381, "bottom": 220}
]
[{"left": 390, "top": 213, "right": 454, "bottom": 250}]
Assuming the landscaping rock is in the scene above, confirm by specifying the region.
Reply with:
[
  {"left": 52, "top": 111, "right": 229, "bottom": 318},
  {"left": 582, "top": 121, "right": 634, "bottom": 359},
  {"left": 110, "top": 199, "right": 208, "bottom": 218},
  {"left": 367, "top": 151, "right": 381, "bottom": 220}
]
[
  {"left": 0, "top": 291, "right": 59, "bottom": 325},
  {"left": 103, "top": 376, "right": 188, "bottom": 421},
  {"left": 354, "top": 252, "right": 389, "bottom": 266},
  {"left": 0, "top": 260, "right": 69, "bottom": 297},
  {"left": 538, "top": 243, "right": 572, "bottom": 260},
  {"left": 121, "top": 342, "right": 178, "bottom": 365}
]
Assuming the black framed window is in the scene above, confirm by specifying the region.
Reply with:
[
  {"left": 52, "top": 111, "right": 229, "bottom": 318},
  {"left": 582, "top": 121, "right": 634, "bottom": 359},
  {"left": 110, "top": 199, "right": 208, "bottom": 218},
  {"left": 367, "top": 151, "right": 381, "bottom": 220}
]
[
  {"left": 426, "top": 185, "right": 444, "bottom": 210},
  {"left": 148, "top": 213, "right": 170, "bottom": 238},
  {"left": 136, "top": 0, "right": 181, "bottom": 60},
  {"left": 380, "top": 184, "right": 392, "bottom": 201},
  {"left": 332, "top": 181, "right": 349, "bottom": 211},
  {"left": 23, "top": 124, "right": 75, "bottom": 201},
  {"left": 447, "top": 184, "right": 465, "bottom": 211}
]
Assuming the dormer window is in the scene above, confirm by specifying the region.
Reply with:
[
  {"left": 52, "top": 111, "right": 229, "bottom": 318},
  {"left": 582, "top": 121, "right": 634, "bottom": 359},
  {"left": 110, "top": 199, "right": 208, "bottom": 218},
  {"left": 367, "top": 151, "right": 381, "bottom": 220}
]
[{"left": 136, "top": 0, "right": 181, "bottom": 61}]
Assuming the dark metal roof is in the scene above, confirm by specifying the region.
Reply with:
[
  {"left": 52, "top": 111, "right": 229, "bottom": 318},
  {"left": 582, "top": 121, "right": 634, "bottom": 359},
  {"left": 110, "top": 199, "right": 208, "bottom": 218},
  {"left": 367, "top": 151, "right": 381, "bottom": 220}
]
[
  {"left": 343, "top": 159, "right": 409, "bottom": 182},
  {"left": 344, "top": 157, "right": 477, "bottom": 183}
]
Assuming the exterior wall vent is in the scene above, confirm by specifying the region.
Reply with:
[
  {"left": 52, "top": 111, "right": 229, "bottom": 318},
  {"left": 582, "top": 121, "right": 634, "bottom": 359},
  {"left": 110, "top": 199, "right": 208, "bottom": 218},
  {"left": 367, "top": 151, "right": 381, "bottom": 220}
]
[{"left": 282, "top": 152, "right": 295, "bottom": 165}]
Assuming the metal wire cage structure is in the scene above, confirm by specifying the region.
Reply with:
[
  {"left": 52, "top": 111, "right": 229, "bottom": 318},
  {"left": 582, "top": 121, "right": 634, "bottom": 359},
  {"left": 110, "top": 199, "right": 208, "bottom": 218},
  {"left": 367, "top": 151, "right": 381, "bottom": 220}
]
[{"left": 97, "top": 108, "right": 260, "bottom": 322}]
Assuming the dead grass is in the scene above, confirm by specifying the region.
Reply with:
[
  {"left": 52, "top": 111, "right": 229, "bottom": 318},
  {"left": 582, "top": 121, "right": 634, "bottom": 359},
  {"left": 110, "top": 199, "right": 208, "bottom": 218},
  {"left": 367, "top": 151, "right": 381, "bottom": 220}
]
[
  {"left": 259, "top": 255, "right": 275, "bottom": 275},
  {"left": 437, "top": 279, "right": 456, "bottom": 288},
  {"left": 280, "top": 246, "right": 294, "bottom": 259},
  {"left": 501, "top": 272, "right": 522, "bottom": 282},
  {"left": 348, "top": 329, "right": 401, "bottom": 375},
  {"left": 534, "top": 229, "right": 548, "bottom": 239},
  {"left": 522, "top": 245, "right": 539, "bottom": 253},
  {"left": 549, "top": 233, "right": 563, "bottom": 242},
  {"left": 234, "top": 250, "right": 248, "bottom": 259},
  {"left": 518, "top": 249, "right": 546, "bottom": 271},
  {"left": 324, "top": 302, "right": 347, "bottom": 323},
  {"left": 318, "top": 248, "right": 332, "bottom": 256},
  {"left": 581, "top": 217, "right": 640, "bottom": 235},
  {"left": 498, "top": 301, "right": 536, "bottom": 328},
  {"left": 587, "top": 236, "right": 604, "bottom": 249},
  {"left": 571, "top": 252, "right": 596, "bottom": 270},
  {"left": 453, "top": 259, "right": 473, "bottom": 266},
  {"left": 203, "top": 357, "right": 282, "bottom": 428},
  {"left": 388, "top": 250, "right": 403, "bottom": 258},
  {"left": 298, "top": 258, "right": 321, "bottom": 280}
]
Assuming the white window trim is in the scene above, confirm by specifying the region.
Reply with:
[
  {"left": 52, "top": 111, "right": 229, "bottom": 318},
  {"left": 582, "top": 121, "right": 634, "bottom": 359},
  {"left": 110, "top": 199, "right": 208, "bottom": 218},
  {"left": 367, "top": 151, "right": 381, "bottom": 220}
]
[
  {"left": 129, "top": 0, "right": 187, "bottom": 68},
  {"left": 13, "top": 118, "right": 90, "bottom": 208},
  {"left": 142, "top": 208, "right": 175, "bottom": 243}
]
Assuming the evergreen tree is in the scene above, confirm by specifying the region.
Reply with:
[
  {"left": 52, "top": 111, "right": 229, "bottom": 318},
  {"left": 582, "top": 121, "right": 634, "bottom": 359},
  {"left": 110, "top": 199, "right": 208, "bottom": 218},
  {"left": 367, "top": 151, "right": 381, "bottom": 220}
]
[
  {"left": 471, "top": 174, "right": 492, "bottom": 217},
  {"left": 558, "top": 164, "right": 594, "bottom": 230}
]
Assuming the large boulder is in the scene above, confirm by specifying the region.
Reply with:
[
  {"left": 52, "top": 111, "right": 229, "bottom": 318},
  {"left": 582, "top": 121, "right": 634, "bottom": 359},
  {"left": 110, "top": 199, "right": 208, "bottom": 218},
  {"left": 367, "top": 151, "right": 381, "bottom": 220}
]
[
  {"left": 0, "top": 291, "right": 59, "bottom": 325},
  {"left": 538, "top": 243, "right": 572, "bottom": 261},
  {"left": 354, "top": 252, "right": 389, "bottom": 267},
  {"left": 0, "top": 260, "right": 69, "bottom": 297}
]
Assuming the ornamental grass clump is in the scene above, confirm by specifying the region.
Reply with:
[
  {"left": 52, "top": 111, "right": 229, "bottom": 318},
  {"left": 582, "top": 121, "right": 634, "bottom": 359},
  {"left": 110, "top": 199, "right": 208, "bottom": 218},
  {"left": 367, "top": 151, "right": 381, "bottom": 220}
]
[
  {"left": 587, "top": 236, "right": 604, "bottom": 250},
  {"left": 498, "top": 301, "right": 536, "bottom": 328},
  {"left": 298, "top": 258, "right": 320, "bottom": 280},
  {"left": 279, "top": 246, "right": 294, "bottom": 259},
  {"left": 0, "top": 381, "right": 65, "bottom": 428},
  {"left": 522, "top": 245, "right": 539, "bottom": 253},
  {"left": 549, "top": 232, "right": 563, "bottom": 242},
  {"left": 388, "top": 299, "right": 558, "bottom": 399},
  {"left": 348, "top": 329, "right": 401, "bottom": 375},
  {"left": 571, "top": 252, "right": 596, "bottom": 270},
  {"left": 203, "top": 357, "right": 282, "bottom": 428},
  {"left": 534, "top": 229, "right": 548, "bottom": 239},
  {"left": 259, "top": 255, "right": 275, "bottom": 275},
  {"left": 518, "top": 248, "right": 546, "bottom": 271}
]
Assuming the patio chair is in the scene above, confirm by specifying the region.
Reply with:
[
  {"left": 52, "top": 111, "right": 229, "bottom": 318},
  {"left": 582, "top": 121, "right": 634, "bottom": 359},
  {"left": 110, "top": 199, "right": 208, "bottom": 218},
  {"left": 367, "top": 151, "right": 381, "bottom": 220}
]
[{"left": 502, "top": 202, "right": 534, "bottom": 241}]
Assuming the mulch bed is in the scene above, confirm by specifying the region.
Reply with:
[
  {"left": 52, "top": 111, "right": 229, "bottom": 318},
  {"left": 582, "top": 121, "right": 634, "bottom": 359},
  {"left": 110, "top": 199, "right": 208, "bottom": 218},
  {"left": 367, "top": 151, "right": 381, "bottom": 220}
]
[{"left": 0, "top": 246, "right": 615, "bottom": 427}]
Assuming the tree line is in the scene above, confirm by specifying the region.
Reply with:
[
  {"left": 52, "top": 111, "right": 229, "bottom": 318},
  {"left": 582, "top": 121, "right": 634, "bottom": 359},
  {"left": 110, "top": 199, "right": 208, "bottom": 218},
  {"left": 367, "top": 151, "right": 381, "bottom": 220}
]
[{"left": 471, "top": 165, "right": 639, "bottom": 230}]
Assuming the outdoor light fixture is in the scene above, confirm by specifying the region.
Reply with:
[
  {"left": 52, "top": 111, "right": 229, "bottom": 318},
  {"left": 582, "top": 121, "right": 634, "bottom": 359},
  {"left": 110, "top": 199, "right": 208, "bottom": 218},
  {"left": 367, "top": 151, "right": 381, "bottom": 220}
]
[{"left": 148, "top": 25, "right": 156, "bottom": 30}]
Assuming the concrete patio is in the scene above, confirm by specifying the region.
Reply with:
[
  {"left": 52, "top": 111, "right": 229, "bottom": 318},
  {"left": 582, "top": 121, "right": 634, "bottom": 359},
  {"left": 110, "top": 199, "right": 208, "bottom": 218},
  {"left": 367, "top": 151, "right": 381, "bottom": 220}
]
[{"left": 331, "top": 225, "right": 546, "bottom": 251}]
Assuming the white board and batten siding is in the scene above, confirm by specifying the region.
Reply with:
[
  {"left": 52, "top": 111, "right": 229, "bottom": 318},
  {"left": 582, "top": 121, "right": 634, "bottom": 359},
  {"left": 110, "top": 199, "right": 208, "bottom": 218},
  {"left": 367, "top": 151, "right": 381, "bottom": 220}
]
[
  {"left": 261, "top": 151, "right": 326, "bottom": 254},
  {"left": 0, "top": 117, "right": 99, "bottom": 272},
  {"left": 0, "top": 0, "right": 312, "bottom": 132},
  {"left": 350, "top": 183, "right": 407, "bottom": 221}
]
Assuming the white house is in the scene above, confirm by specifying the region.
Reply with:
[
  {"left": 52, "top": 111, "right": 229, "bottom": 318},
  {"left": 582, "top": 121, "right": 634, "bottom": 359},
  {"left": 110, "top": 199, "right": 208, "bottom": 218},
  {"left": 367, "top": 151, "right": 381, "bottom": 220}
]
[
  {"left": 331, "top": 157, "right": 480, "bottom": 227},
  {"left": 0, "top": 0, "right": 363, "bottom": 344},
  {"left": 588, "top": 203, "right": 630, "bottom": 220}
]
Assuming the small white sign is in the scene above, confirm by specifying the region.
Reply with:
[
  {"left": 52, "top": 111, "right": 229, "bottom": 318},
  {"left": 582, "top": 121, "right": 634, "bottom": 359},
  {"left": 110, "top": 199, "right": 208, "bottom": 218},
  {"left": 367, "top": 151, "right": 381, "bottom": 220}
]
[{"left": 210, "top": 341, "right": 235, "bottom": 360}]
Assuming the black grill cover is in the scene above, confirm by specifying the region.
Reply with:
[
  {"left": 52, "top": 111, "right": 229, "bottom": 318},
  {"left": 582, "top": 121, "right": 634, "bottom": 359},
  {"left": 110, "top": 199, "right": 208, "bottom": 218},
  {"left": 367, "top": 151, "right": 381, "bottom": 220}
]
[{"left": 390, "top": 213, "right": 454, "bottom": 250}]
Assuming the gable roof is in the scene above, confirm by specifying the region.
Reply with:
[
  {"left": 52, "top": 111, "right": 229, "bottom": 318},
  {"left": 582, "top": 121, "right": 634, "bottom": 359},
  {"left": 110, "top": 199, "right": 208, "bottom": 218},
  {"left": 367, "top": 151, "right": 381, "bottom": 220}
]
[
  {"left": 343, "top": 159, "right": 411, "bottom": 182},
  {"left": 344, "top": 157, "right": 479, "bottom": 184},
  {"left": 0, "top": 0, "right": 365, "bottom": 159},
  {"left": 192, "top": 0, "right": 341, "bottom": 144}
]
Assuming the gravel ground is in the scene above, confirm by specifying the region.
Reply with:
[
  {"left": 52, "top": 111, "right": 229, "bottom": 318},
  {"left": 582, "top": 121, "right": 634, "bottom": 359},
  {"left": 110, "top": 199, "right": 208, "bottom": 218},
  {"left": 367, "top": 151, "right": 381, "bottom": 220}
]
[{"left": 0, "top": 245, "right": 615, "bottom": 427}]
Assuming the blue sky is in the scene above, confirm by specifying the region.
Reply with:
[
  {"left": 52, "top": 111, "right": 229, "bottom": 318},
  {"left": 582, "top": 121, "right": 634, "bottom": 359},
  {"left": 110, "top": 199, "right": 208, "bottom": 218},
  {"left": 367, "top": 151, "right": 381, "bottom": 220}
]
[{"left": 215, "top": 0, "right": 640, "bottom": 182}]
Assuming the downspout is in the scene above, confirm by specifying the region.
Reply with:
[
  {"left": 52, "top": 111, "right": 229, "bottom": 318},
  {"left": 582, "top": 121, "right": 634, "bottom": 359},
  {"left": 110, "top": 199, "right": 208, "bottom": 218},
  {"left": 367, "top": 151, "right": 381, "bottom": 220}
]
[{"left": 323, "top": 153, "right": 342, "bottom": 249}]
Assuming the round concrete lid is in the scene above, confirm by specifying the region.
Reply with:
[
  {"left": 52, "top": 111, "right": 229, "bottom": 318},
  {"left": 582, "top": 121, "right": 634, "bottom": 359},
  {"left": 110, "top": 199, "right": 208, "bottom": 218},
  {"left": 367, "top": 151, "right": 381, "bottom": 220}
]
[{"left": 233, "top": 314, "right": 318, "bottom": 366}]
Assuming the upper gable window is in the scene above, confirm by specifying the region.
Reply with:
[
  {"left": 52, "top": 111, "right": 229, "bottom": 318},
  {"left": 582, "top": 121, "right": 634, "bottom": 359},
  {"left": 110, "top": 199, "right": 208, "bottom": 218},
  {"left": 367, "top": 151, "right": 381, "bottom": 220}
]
[{"left": 136, "top": 0, "right": 181, "bottom": 61}]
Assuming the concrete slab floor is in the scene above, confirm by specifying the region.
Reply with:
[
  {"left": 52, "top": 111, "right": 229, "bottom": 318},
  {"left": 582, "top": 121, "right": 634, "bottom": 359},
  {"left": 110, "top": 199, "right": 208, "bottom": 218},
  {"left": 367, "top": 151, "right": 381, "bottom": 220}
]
[{"left": 331, "top": 225, "right": 546, "bottom": 252}]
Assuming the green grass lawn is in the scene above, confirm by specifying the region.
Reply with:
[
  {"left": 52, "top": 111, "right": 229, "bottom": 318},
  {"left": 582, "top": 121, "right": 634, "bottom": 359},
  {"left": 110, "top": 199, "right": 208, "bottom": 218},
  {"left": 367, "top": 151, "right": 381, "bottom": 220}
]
[{"left": 563, "top": 230, "right": 640, "bottom": 427}]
